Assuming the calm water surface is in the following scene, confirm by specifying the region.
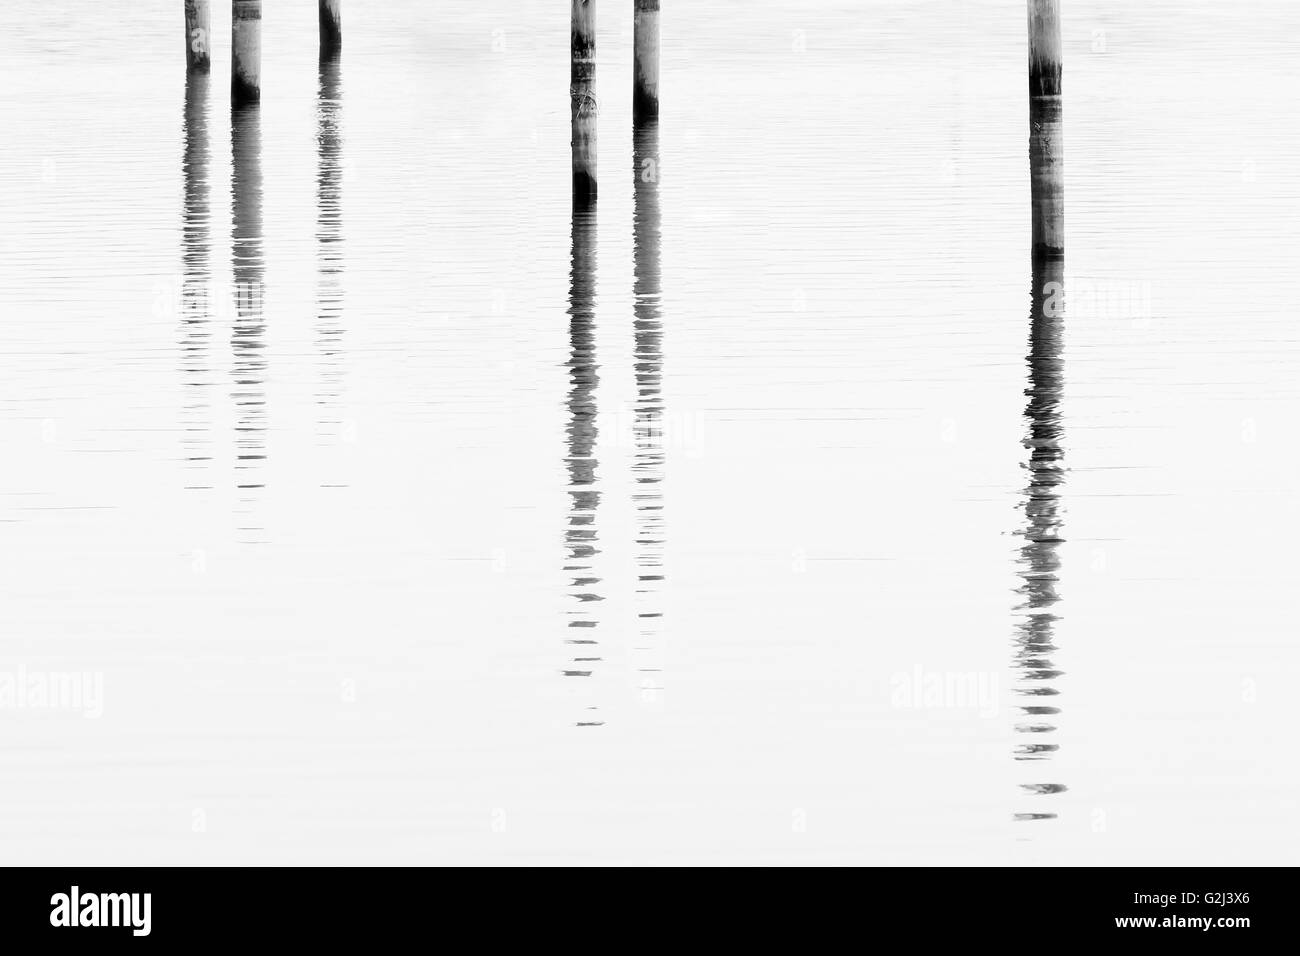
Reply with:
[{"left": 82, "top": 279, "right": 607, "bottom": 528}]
[{"left": 1, "top": 0, "right": 1297, "bottom": 864}]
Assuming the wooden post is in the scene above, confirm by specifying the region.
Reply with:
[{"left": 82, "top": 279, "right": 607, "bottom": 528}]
[
  {"left": 184, "top": 1, "right": 211, "bottom": 73},
  {"left": 1028, "top": 0, "right": 1063, "bottom": 259},
  {"left": 633, "top": 0, "right": 660, "bottom": 123},
  {"left": 320, "top": 0, "right": 342, "bottom": 58},
  {"left": 571, "top": 0, "right": 597, "bottom": 205},
  {"left": 232, "top": 0, "right": 262, "bottom": 108}
]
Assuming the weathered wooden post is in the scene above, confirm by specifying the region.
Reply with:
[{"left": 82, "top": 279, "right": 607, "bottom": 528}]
[
  {"left": 231, "top": 0, "right": 262, "bottom": 107},
  {"left": 320, "top": 0, "right": 342, "bottom": 58},
  {"left": 571, "top": 0, "right": 597, "bottom": 204},
  {"left": 1016, "top": 2, "right": 1065, "bottom": 804},
  {"left": 1028, "top": 0, "right": 1063, "bottom": 259},
  {"left": 184, "top": 1, "right": 211, "bottom": 73},
  {"left": 633, "top": 1, "right": 660, "bottom": 123}
]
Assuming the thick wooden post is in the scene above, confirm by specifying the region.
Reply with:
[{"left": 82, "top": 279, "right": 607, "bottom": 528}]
[
  {"left": 1028, "top": 0, "right": 1063, "bottom": 259},
  {"left": 633, "top": 0, "right": 660, "bottom": 123},
  {"left": 320, "top": 0, "right": 342, "bottom": 58},
  {"left": 184, "top": 1, "right": 211, "bottom": 73},
  {"left": 571, "top": 0, "right": 597, "bottom": 205},
  {"left": 232, "top": 0, "right": 262, "bottom": 108}
]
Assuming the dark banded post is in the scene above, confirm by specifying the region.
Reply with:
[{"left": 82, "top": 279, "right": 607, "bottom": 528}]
[
  {"left": 633, "top": 0, "right": 660, "bottom": 123},
  {"left": 184, "top": 0, "right": 211, "bottom": 73},
  {"left": 232, "top": 0, "right": 262, "bottom": 108},
  {"left": 571, "top": 0, "right": 597, "bottom": 205},
  {"left": 1028, "top": 0, "right": 1063, "bottom": 260},
  {"left": 320, "top": 0, "right": 342, "bottom": 59}
]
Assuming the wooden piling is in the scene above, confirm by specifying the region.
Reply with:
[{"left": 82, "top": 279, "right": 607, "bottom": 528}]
[
  {"left": 571, "top": 0, "right": 597, "bottom": 204},
  {"left": 184, "top": 1, "right": 211, "bottom": 73},
  {"left": 320, "top": 0, "right": 342, "bottom": 58},
  {"left": 1028, "top": 0, "right": 1063, "bottom": 259},
  {"left": 633, "top": 0, "right": 660, "bottom": 123},
  {"left": 231, "top": 0, "right": 262, "bottom": 108}
]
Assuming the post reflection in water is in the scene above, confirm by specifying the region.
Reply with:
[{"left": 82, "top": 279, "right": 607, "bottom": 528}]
[
  {"left": 561, "top": 204, "right": 604, "bottom": 727},
  {"left": 180, "top": 71, "right": 213, "bottom": 490},
  {"left": 231, "top": 103, "right": 267, "bottom": 543},
  {"left": 1012, "top": 255, "right": 1067, "bottom": 821},
  {"left": 315, "top": 55, "right": 346, "bottom": 456},
  {"left": 631, "top": 121, "right": 666, "bottom": 702}
]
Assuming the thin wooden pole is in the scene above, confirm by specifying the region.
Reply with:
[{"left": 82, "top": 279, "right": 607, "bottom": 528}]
[
  {"left": 1028, "top": 0, "right": 1063, "bottom": 260},
  {"left": 231, "top": 0, "right": 262, "bottom": 108},
  {"left": 184, "top": 0, "right": 211, "bottom": 73},
  {"left": 633, "top": 0, "right": 660, "bottom": 123},
  {"left": 320, "top": 0, "right": 342, "bottom": 58},
  {"left": 571, "top": 0, "right": 597, "bottom": 205}
]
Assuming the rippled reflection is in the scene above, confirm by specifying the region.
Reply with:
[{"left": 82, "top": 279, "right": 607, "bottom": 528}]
[
  {"left": 180, "top": 72, "right": 213, "bottom": 490},
  {"left": 562, "top": 205, "right": 602, "bottom": 726},
  {"left": 315, "top": 56, "right": 346, "bottom": 456},
  {"left": 631, "top": 121, "right": 666, "bottom": 703},
  {"left": 231, "top": 103, "right": 267, "bottom": 543},
  {"left": 1012, "top": 255, "right": 1067, "bottom": 820}
]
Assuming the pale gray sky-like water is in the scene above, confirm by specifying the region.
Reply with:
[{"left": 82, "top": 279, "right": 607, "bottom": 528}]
[{"left": 0, "top": 0, "right": 1297, "bottom": 865}]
